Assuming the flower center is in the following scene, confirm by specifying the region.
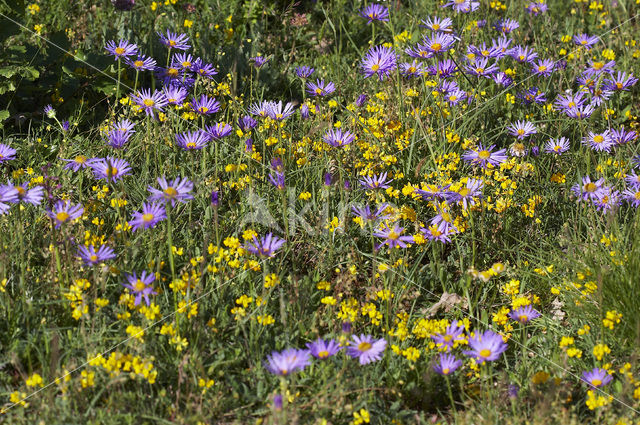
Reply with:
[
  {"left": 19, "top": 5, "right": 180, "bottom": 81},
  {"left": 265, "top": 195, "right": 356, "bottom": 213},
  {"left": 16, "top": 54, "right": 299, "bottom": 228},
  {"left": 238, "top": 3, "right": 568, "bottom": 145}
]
[
  {"left": 538, "top": 65, "right": 547, "bottom": 72},
  {"left": 186, "top": 142, "right": 196, "bottom": 149},
  {"left": 169, "top": 40, "right": 177, "bottom": 47},
  {"left": 168, "top": 68, "right": 179, "bottom": 77},
  {"left": 519, "top": 314, "right": 528, "bottom": 322},
  {"left": 616, "top": 82, "right": 623, "bottom": 89},
  {"left": 475, "top": 67, "right": 484, "bottom": 74},
  {"left": 56, "top": 212, "right": 70, "bottom": 222},
  {"left": 199, "top": 107, "right": 209, "bottom": 114},
  {"left": 315, "top": 88, "right": 322, "bottom": 95},
  {"left": 134, "top": 60, "right": 144, "bottom": 68},
  {"left": 517, "top": 129, "right": 525, "bottom": 136},
  {"left": 584, "top": 182, "right": 597, "bottom": 192},
  {"left": 479, "top": 349, "right": 492, "bottom": 358},
  {"left": 477, "top": 150, "right": 491, "bottom": 159},
  {"left": 143, "top": 99, "right": 155, "bottom": 107},
  {"left": 115, "top": 47, "right": 125, "bottom": 55},
  {"left": 318, "top": 350, "right": 329, "bottom": 359},
  {"left": 431, "top": 43, "right": 442, "bottom": 51},
  {"left": 164, "top": 187, "right": 178, "bottom": 198},
  {"left": 90, "top": 254, "right": 98, "bottom": 262},
  {"left": 182, "top": 61, "right": 191, "bottom": 68},
  {"left": 358, "top": 342, "right": 372, "bottom": 352},
  {"left": 134, "top": 279, "right": 146, "bottom": 292},
  {"left": 15, "top": 186, "right": 26, "bottom": 197},
  {"left": 459, "top": 187, "right": 470, "bottom": 197},
  {"left": 75, "top": 155, "right": 87, "bottom": 163},
  {"left": 371, "top": 64, "right": 380, "bottom": 72},
  {"left": 591, "top": 378, "right": 602, "bottom": 387},
  {"left": 142, "top": 213, "right": 154, "bottom": 222},
  {"left": 593, "top": 135, "right": 604, "bottom": 144},
  {"left": 593, "top": 62, "right": 603, "bottom": 70},
  {"left": 388, "top": 231, "right": 400, "bottom": 240},
  {"left": 635, "top": 192, "right": 640, "bottom": 200},
  {"left": 444, "top": 335, "right": 452, "bottom": 342},
  {"left": 442, "top": 368, "right": 450, "bottom": 375}
]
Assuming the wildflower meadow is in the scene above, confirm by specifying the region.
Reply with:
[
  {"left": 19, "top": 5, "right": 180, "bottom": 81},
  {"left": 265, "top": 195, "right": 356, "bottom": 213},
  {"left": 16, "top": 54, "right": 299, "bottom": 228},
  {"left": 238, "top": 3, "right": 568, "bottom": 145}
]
[{"left": 2, "top": 0, "right": 640, "bottom": 423}]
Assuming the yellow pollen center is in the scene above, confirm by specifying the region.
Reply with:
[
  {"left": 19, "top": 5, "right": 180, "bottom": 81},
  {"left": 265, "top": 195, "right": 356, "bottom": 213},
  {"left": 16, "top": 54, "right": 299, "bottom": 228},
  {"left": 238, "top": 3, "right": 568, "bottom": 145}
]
[
  {"left": 142, "top": 213, "right": 154, "bottom": 222},
  {"left": 115, "top": 47, "right": 125, "bottom": 55},
  {"left": 388, "top": 231, "right": 399, "bottom": 240},
  {"left": 616, "top": 82, "right": 623, "bottom": 89},
  {"left": 433, "top": 24, "right": 440, "bottom": 30},
  {"left": 443, "top": 368, "right": 450, "bottom": 375},
  {"left": 477, "top": 150, "right": 491, "bottom": 159},
  {"left": 444, "top": 335, "right": 452, "bottom": 342},
  {"left": 75, "top": 155, "right": 87, "bottom": 163},
  {"left": 90, "top": 254, "right": 98, "bottom": 262},
  {"left": 479, "top": 349, "right": 492, "bottom": 358},
  {"left": 169, "top": 40, "right": 176, "bottom": 46},
  {"left": 318, "top": 351, "right": 329, "bottom": 359},
  {"left": 315, "top": 88, "right": 322, "bottom": 94},
  {"left": 168, "top": 68, "right": 179, "bottom": 77},
  {"left": 476, "top": 67, "right": 484, "bottom": 74},
  {"left": 517, "top": 129, "right": 525, "bottom": 136},
  {"left": 186, "top": 142, "right": 196, "bottom": 149},
  {"left": 519, "top": 55, "right": 525, "bottom": 61},
  {"left": 182, "top": 61, "right": 191, "bottom": 68},
  {"left": 56, "top": 212, "right": 69, "bottom": 222},
  {"left": 134, "top": 279, "right": 146, "bottom": 292},
  {"left": 593, "top": 135, "right": 604, "bottom": 143},
  {"left": 584, "top": 182, "right": 597, "bottom": 192},
  {"left": 431, "top": 43, "right": 442, "bottom": 51},
  {"left": 199, "top": 107, "right": 209, "bottom": 113},
  {"left": 164, "top": 187, "right": 178, "bottom": 198},
  {"left": 143, "top": 99, "right": 155, "bottom": 107},
  {"left": 371, "top": 64, "right": 380, "bottom": 72},
  {"left": 134, "top": 60, "right": 144, "bottom": 67},
  {"left": 635, "top": 192, "right": 640, "bottom": 200},
  {"left": 592, "top": 379, "right": 602, "bottom": 387},
  {"left": 459, "top": 188, "right": 470, "bottom": 197},
  {"left": 538, "top": 65, "right": 547, "bottom": 72},
  {"left": 519, "top": 315, "right": 528, "bottom": 322},
  {"left": 593, "top": 62, "right": 603, "bottom": 70},
  {"left": 358, "top": 342, "right": 372, "bottom": 351},
  {"left": 15, "top": 186, "right": 25, "bottom": 196}
]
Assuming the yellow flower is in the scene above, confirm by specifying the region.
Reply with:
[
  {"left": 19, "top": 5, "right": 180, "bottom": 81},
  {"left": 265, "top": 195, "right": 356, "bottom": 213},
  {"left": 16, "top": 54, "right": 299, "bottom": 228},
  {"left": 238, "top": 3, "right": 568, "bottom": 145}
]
[
  {"left": 184, "top": 19, "right": 193, "bottom": 28},
  {"left": 26, "top": 373, "right": 44, "bottom": 387}
]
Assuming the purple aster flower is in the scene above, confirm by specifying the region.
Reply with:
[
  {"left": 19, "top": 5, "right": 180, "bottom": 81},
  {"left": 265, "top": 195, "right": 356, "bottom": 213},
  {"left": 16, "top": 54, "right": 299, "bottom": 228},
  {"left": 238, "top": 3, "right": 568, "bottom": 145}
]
[
  {"left": 78, "top": 244, "right": 116, "bottom": 266},
  {"left": 129, "top": 202, "right": 166, "bottom": 232},
  {"left": 324, "top": 172, "right": 333, "bottom": 186},
  {"left": 468, "top": 42, "right": 501, "bottom": 59},
  {"left": 571, "top": 176, "right": 605, "bottom": 201},
  {"left": 593, "top": 187, "right": 620, "bottom": 212},
  {"left": 106, "top": 129, "right": 133, "bottom": 149},
  {"left": 245, "top": 138, "right": 254, "bottom": 153},
  {"left": 355, "top": 94, "right": 368, "bottom": 107},
  {"left": 0, "top": 144, "right": 17, "bottom": 163},
  {"left": 544, "top": 137, "right": 570, "bottom": 155},
  {"left": 406, "top": 43, "right": 434, "bottom": 60},
  {"left": 582, "top": 60, "right": 616, "bottom": 78},
  {"left": 531, "top": 59, "right": 555, "bottom": 77},
  {"left": 554, "top": 91, "right": 588, "bottom": 111},
  {"left": 61, "top": 155, "right": 95, "bottom": 171},
  {"left": 7, "top": 181, "right": 44, "bottom": 205},
  {"left": 162, "top": 85, "right": 188, "bottom": 105},
  {"left": 43, "top": 104, "right": 55, "bottom": 118},
  {"left": 361, "top": 45, "right": 397, "bottom": 81},
  {"left": 112, "top": 118, "right": 135, "bottom": 133},
  {"left": 323, "top": 128, "right": 356, "bottom": 148},
  {"left": 508, "top": 45, "right": 538, "bottom": 64},
  {"left": 462, "top": 144, "right": 507, "bottom": 168},
  {"left": 248, "top": 101, "right": 271, "bottom": 118},
  {"left": 491, "top": 36, "right": 513, "bottom": 57},
  {"left": 604, "top": 71, "right": 638, "bottom": 92},
  {"left": 517, "top": 87, "right": 546, "bottom": 105},
  {"left": 422, "top": 32, "right": 456, "bottom": 55},
  {"left": 306, "top": 338, "right": 342, "bottom": 359},
  {"left": 359, "top": 3, "right": 389, "bottom": 24},
  {"left": 175, "top": 130, "right": 209, "bottom": 150},
  {"left": 61, "top": 120, "right": 70, "bottom": 131},
  {"left": 131, "top": 88, "right": 168, "bottom": 118},
  {"left": 582, "top": 130, "right": 614, "bottom": 153},
  {"left": 125, "top": 54, "right": 157, "bottom": 71},
  {"left": 104, "top": 39, "right": 138, "bottom": 59},
  {"left": 264, "top": 348, "right": 311, "bottom": 376},
  {"left": 347, "top": 335, "right": 387, "bottom": 365},
  {"left": 148, "top": 176, "right": 193, "bottom": 206},
  {"left": 442, "top": 0, "right": 479, "bottom": 13},
  {"left": 155, "top": 65, "right": 184, "bottom": 86},
  {"left": 245, "top": 233, "right": 286, "bottom": 258},
  {"left": 431, "top": 320, "right": 466, "bottom": 351},
  {"left": 492, "top": 72, "right": 513, "bottom": 87},
  {"left": 565, "top": 103, "right": 595, "bottom": 120},
  {"left": 611, "top": 127, "right": 638, "bottom": 146},
  {"left": 582, "top": 368, "right": 613, "bottom": 388},
  {"left": 205, "top": 122, "right": 233, "bottom": 139},
  {"left": 295, "top": 66, "right": 315, "bottom": 78},
  {"left": 158, "top": 30, "right": 190, "bottom": 50},
  {"left": 463, "top": 330, "right": 508, "bottom": 363},
  {"left": 465, "top": 57, "right": 500, "bottom": 78},
  {"left": 122, "top": 271, "right": 157, "bottom": 306},
  {"left": 445, "top": 88, "right": 468, "bottom": 105},
  {"left": 0, "top": 185, "right": 18, "bottom": 215},
  {"left": 625, "top": 172, "right": 640, "bottom": 187},
  {"left": 351, "top": 203, "right": 391, "bottom": 223},
  {"left": 431, "top": 209, "right": 458, "bottom": 235},
  {"left": 267, "top": 101, "right": 297, "bottom": 121},
  {"left": 300, "top": 104, "right": 310, "bottom": 119},
  {"left": 172, "top": 52, "right": 195, "bottom": 70},
  {"left": 90, "top": 157, "right": 131, "bottom": 182},
  {"left": 623, "top": 186, "right": 640, "bottom": 207},
  {"left": 456, "top": 178, "right": 484, "bottom": 210},
  {"left": 250, "top": 56, "right": 270, "bottom": 68},
  {"left": 306, "top": 79, "right": 336, "bottom": 97},
  {"left": 573, "top": 34, "right": 599, "bottom": 49},
  {"left": 422, "top": 223, "right": 453, "bottom": 243},
  {"left": 434, "top": 353, "right": 463, "bottom": 376},
  {"left": 509, "top": 305, "right": 541, "bottom": 323},
  {"left": 48, "top": 200, "right": 84, "bottom": 228},
  {"left": 526, "top": 1, "right": 548, "bottom": 15},
  {"left": 590, "top": 87, "right": 614, "bottom": 107},
  {"left": 427, "top": 59, "right": 458, "bottom": 79},
  {"left": 420, "top": 16, "right": 454, "bottom": 33},
  {"left": 373, "top": 224, "right": 414, "bottom": 249},
  {"left": 238, "top": 115, "right": 258, "bottom": 132},
  {"left": 507, "top": 120, "right": 537, "bottom": 140},
  {"left": 268, "top": 171, "right": 285, "bottom": 190},
  {"left": 360, "top": 172, "right": 393, "bottom": 190},
  {"left": 494, "top": 18, "right": 519, "bottom": 34},
  {"left": 191, "top": 94, "right": 220, "bottom": 116},
  {"left": 210, "top": 190, "right": 219, "bottom": 207}
]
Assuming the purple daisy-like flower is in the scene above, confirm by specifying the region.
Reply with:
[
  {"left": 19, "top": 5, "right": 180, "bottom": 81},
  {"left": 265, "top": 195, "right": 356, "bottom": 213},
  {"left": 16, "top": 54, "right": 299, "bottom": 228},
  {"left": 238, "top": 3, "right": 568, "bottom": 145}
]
[
  {"left": 434, "top": 353, "right": 463, "bottom": 376},
  {"left": 250, "top": 56, "right": 270, "bottom": 68},
  {"left": 192, "top": 59, "right": 218, "bottom": 79},
  {"left": 583, "top": 60, "right": 616, "bottom": 78},
  {"left": 508, "top": 45, "right": 538, "bottom": 64},
  {"left": 623, "top": 186, "right": 640, "bottom": 207},
  {"left": 347, "top": 334, "right": 387, "bottom": 365},
  {"left": 359, "top": 3, "right": 389, "bottom": 24},
  {"left": 554, "top": 91, "right": 588, "bottom": 111},
  {"left": 374, "top": 224, "right": 414, "bottom": 249},
  {"left": 129, "top": 202, "right": 166, "bottom": 232},
  {"left": 171, "top": 52, "right": 195, "bottom": 70},
  {"left": 266, "top": 101, "right": 297, "bottom": 121},
  {"left": 432, "top": 320, "right": 466, "bottom": 351},
  {"left": 131, "top": 88, "right": 168, "bottom": 118},
  {"left": 582, "top": 130, "right": 614, "bottom": 153},
  {"left": 507, "top": 120, "right": 537, "bottom": 140},
  {"left": 526, "top": 1, "right": 548, "bottom": 15},
  {"left": 455, "top": 178, "right": 484, "bottom": 210},
  {"left": 625, "top": 173, "right": 640, "bottom": 187},
  {"left": 78, "top": 244, "right": 117, "bottom": 266},
  {"left": 604, "top": 71, "right": 638, "bottom": 92},
  {"left": 573, "top": 33, "right": 599, "bottom": 49},
  {"left": 0, "top": 185, "right": 18, "bottom": 215},
  {"left": 205, "top": 122, "right": 233, "bottom": 139},
  {"left": 582, "top": 368, "right": 613, "bottom": 388},
  {"left": 158, "top": 30, "right": 190, "bottom": 51},
  {"left": 422, "top": 32, "right": 456, "bottom": 55},
  {"left": 245, "top": 233, "right": 286, "bottom": 258},
  {"left": 90, "top": 157, "right": 131, "bottom": 182},
  {"left": 509, "top": 305, "right": 541, "bottom": 323},
  {"left": 544, "top": 137, "right": 570, "bottom": 155},
  {"left": 565, "top": 103, "right": 595, "bottom": 120},
  {"left": 351, "top": 203, "right": 391, "bottom": 223},
  {"left": 104, "top": 39, "right": 138, "bottom": 59},
  {"left": 421, "top": 223, "right": 453, "bottom": 243},
  {"left": 593, "top": 186, "right": 620, "bottom": 212},
  {"left": 494, "top": 18, "right": 519, "bottom": 34},
  {"left": 610, "top": 127, "right": 638, "bottom": 146},
  {"left": 306, "top": 79, "right": 336, "bottom": 97},
  {"left": 125, "top": 54, "right": 157, "bottom": 72},
  {"left": 361, "top": 45, "right": 397, "bottom": 81},
  {"left": 162, "top": 85, "right": 188, "bottom": 105},
  {"left": 323, "top": 128, "right": 356, "bottom": 148},
  {"left": 48, "top": 200, "right": 84, "bottom": 228},
  {"left": 0, "top": 144, "right": 17, "bottom": 163},
  {"left": 442, "top": 0, "right": 479, "bottom": 13},
  {"left": 492, "top": 72, "right": 513, "bottom": 87},
  {"left": 465, "top": 57, "right": 500, "bottom": 78},
  {"left": 268, "top": 171, "right": 285, "bottom": 190},
  {"left": 264, "top": 348, "right": 311, "bottom": 376},
  {"left": 468, "top": 42, "right": 501, "bottom": 60},
  {"left": 175, "top": 130, "right": 210, "bottom": 150},
  {"left": 106, "top": 129, "right": 133, "bottom": 149},
  {"left": 191, "top": 94, "right": 220, "bottom": 116},
  {"left": 463, "top": 330, "right": 508, "bottom": 363},
  {"left": 122, "top": 271, "right": 157, "bottom": 306},
  {"left": 148, "top": 176, "right": 193, "bottom": 206},
  {"left": 571, "top": 176, "right": 605, "bottom": 201},
  {"left": 7, "top": 181, "right": 44, "bottom": 205},
  {"left": 517, "top": 87, "right": 546, "bottom": 105},
  {"left": 306, "top": 338, "right": 342, "bottom": 359},
  {"left": 531, "top": 58, "right": 555, "bottom": 77},
  {"left": 360, "top": 172, "right": 393, "bottom": 190},
  {"left": 295, "top": 66, "right": 315, "bottom": 79},
  {"left": 420, "top": 16, "right": 454, "bottom": 33},
  {"left": 248, "top": 100, "right": 271, "bottom": 119},
  {"left": 427, "top": 59, "right": 458, "bottom": 79},
  {"left": 238, "top": 115, "right": 258, "bottom": 132},
  {"left": 61, "top": 155, "right": 95, "bottom": 172},
  {"left": 462, "top": 144, "right": 507, "bottom": 168}
]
